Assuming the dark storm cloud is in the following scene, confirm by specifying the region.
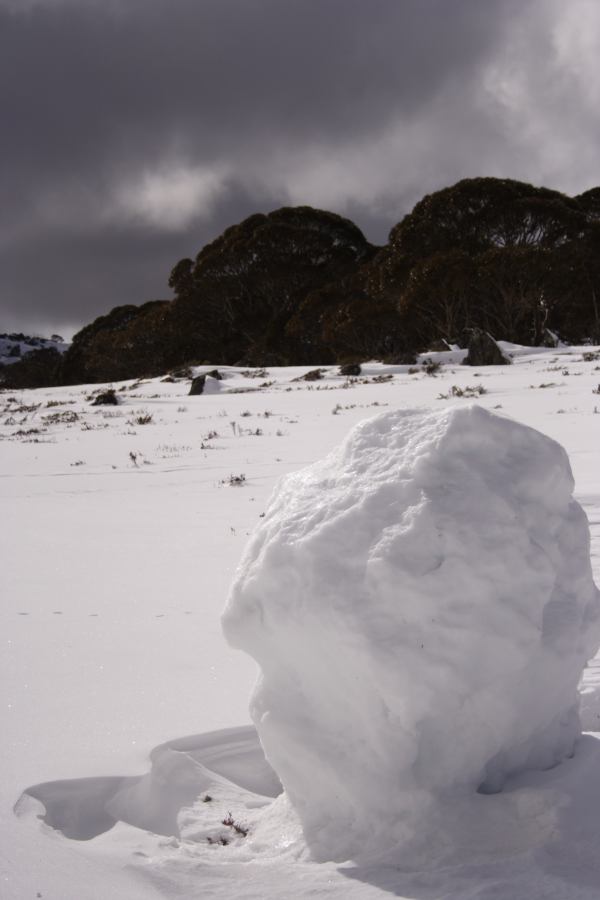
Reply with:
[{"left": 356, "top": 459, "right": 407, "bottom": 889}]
[
  {"left": 1, "top": 0, "right": 501, "bottom": 170},
  {"left": 0, "top": 0, "right": 598, "bottom": 336},
  {"left": 0, "top": 177, "right": 285, "bottom": 328}
]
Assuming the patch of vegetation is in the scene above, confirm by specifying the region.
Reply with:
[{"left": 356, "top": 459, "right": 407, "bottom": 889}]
[
  {"left": 369, "top": 373, "right": 394, "bottom": 383},
  {"left": 423, "top": 359, "right": 442, "bottom": 376},
  {"left": 156, "top": 443, "right": 192, "bottom": 457},
  {"left": 438, "top": 384, "right": 487, "bottom": 399},
  {"left": 13, "top": 427, "right": 43, "bottom": 437},
  {"left": 221, "top": 473, "right": 246, "bottom": 486},
  {"left": 129, "top": 413, "right": 153, "bottom": 426},
  {"left": 240, "top": 368, "right": 269, "bottom": 379},
  {"left": 339, "top": 362, "right": 361, "bottom": 376},
  {"left": 206, "top": 835, "right": 229, "bottom": 846},
  {"left": 10, "top": 403, "right": 40, "bottom": 414},
  {"left": 293, "top": 368, "right": 326, "bottom": 382},
  {"left": 42, "top": 410, "right": 79, "bottom": 424},
  {"left": 221, "top": 813, "right": 249, "bottom": 837}
]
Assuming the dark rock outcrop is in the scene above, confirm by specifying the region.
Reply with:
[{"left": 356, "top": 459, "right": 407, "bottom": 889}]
[
  {"left": 462, "top": 329, "right": 511, "bottom": 366},
  {"left": 90, "top": 389, "right": 119, "bottom": 405},
  {"left": 189, "top": 375, "right": 206, "bottom": 395}
]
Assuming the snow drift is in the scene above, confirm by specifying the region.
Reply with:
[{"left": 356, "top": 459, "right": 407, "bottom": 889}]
[{"left": 222, "top": 405, "right": 600, "bottom": 863}]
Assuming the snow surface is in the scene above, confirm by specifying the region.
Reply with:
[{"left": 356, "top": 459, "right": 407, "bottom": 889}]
[
  {"left": 2, "top": 345, "right": 600, "bottom": 898},
  {"left": 223, "top": 405, "right": 600, "bottom": 864}
]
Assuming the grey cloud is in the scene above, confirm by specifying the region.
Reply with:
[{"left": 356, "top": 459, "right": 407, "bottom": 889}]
[
  {"left": 0, "top": 176, "right": 287, "bottom": 332},
  {"left": 0, "top": 0, "right": 597, "bottom": 336}
]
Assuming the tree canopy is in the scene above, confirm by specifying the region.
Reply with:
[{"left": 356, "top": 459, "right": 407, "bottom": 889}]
[{"left": 4, "top": 178, "right": 600, "bottom": 388}]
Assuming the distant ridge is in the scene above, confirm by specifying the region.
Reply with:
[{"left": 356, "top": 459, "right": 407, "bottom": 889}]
[{"left": 0, "top": 333, "right": 68, "bottom": 367}]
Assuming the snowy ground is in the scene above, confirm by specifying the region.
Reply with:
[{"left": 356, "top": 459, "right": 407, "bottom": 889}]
[{"left": 2, "top": 344, "right": 600, "bottom": 899}]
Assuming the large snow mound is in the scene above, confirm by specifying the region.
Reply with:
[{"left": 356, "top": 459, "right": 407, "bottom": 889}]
[{"left": 222, "top": 405, "right": 600, "bottom": 863}]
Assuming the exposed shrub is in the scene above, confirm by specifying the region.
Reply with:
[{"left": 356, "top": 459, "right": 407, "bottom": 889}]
[{"left": 339, "top": 363, "right": 362, "bottom": 376}]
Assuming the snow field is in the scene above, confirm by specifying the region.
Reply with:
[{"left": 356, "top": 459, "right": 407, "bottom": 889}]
[{"left": 2, "top": 346, "right": 600, "bottom": 897}]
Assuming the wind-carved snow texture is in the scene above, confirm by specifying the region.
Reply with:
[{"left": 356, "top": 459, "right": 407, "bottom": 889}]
[{"left": 222, "top": 405, "right": 600, "bottom": 864}]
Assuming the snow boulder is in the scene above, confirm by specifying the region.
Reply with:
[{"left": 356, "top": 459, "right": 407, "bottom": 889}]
[{"left": 222, "top": 406, "right": 600, "bottom": 863}]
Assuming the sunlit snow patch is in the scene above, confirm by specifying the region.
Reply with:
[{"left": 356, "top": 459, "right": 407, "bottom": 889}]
[
  {"left": 16, "top": 726, "right": 280, "bottom": 840},
  {"left": 222, "top": 405, "right": 600, "bottom": 863}
]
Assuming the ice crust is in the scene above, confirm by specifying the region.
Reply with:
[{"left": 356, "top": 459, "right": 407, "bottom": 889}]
[{"left": 222, "top": 405, "right": 600, "bottom": 862}]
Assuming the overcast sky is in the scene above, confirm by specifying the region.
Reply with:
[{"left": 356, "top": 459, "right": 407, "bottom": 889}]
[{"left": 1, "top": 0, "right": 599, "bottom": 338}]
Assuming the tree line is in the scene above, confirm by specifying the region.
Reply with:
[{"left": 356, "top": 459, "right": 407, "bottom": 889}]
[{"left": 3, "top": 177, "right": 600, "bottom": 387}]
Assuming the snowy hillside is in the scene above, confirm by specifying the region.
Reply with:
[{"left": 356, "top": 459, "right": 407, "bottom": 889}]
[
  {"left": 0, "top": 332, "right": 69, "bottom": 366},
  {"left": 2, "top": 344, "right": 600, "bottom": 899}
]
